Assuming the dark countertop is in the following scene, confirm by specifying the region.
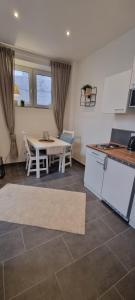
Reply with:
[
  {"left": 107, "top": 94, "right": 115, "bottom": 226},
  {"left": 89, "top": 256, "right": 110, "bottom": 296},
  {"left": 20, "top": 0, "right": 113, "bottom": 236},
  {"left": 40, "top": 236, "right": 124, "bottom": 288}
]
[{"left": 87, "top": 144, "right": 135, "bottom": 167}]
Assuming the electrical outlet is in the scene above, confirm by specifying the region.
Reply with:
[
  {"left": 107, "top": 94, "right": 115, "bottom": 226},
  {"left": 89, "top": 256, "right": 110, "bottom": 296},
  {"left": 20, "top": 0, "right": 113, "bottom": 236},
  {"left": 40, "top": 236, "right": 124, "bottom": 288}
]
[{"left": 131, "top": 132, "right": 135, "bottom": 137}]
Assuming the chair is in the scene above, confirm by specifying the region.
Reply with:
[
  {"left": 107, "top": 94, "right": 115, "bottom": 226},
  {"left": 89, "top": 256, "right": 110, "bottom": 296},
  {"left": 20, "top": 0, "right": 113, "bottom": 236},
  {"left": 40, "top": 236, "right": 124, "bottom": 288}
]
[
  {"left": 22, "top": 132, "right": 48, "bottom": 176},
  {"left": 59, "top": 130, "right": 75, "bottom": 171},
  {"left": 49, "top": 130, "right": 74, "bottom": 172},
  {"left": 61, "top": 130, "right": 74, "bottom": 141},
  {"left": 22, "top": 131, "right": 30, "bottom": 169}
]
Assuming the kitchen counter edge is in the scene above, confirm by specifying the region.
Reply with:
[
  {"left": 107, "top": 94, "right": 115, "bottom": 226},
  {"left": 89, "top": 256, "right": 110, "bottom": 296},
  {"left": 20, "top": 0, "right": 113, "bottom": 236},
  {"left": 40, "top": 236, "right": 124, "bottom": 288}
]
[{"left": 86, "top": 145, "right": 135, "bottom": 169}]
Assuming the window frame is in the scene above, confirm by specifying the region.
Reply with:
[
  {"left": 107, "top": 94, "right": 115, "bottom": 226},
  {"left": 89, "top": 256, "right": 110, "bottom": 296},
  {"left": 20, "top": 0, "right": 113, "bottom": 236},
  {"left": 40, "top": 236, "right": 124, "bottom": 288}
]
[{"left": 14, "top": 65, "right": 52, "bottom": 109}]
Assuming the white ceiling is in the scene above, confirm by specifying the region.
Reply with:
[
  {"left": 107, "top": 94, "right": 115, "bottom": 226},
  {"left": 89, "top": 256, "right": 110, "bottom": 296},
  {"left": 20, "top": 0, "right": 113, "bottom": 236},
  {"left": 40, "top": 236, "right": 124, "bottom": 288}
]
[{"left": 0, "top": 0, "right": 135, "bottom": 61}]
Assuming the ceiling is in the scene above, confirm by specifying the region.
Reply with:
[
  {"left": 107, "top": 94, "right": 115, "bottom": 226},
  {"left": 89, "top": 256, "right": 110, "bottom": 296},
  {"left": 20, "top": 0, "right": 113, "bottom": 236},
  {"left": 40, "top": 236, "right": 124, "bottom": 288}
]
[{"left": 0, "top": 0, "right": 135, "bottom": 61}]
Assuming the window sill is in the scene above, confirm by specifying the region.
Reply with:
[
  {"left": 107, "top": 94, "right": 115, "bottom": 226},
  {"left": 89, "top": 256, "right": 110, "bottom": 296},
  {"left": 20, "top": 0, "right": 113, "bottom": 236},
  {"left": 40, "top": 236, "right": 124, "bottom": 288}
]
[{"left": 15, "top": 105, "right": 51, "bottom": 110}]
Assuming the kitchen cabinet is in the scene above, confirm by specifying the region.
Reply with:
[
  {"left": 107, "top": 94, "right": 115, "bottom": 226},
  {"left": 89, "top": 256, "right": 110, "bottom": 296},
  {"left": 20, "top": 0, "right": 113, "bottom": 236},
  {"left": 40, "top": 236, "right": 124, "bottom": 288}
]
[
  {"left": 84, "top": 147, "right": 106, "bottom": 199},
  {"left": 102, "top": 158, "right": 135, "bottom": 220},
  {"left": 102, "top": 70, "right": 131, "bottom": 113}
]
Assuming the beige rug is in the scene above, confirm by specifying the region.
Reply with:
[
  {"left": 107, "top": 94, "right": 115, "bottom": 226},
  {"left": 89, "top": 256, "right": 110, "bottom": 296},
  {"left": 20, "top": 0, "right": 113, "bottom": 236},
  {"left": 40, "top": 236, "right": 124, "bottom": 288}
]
[{"left": 0, "top": 184, "right": 86, "bottom": 234}]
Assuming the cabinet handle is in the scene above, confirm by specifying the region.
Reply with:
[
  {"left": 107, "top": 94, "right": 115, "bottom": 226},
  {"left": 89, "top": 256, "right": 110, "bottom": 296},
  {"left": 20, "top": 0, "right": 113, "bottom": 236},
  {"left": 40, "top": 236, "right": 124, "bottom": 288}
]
[
  {"left": 91, "top": 151, "right": 98, "bottom": 156},
  {"left": 114, "top": 108, "right": 124, "bottom": 111},
  {"left": 92, "top": 151, "right": 98, "bottom": 155},
  {"left": 103, "top": 157, "right": 108, "bottom": 170},
  {"left": 96, "top": 160, "right": 104, "bottom": 165}
]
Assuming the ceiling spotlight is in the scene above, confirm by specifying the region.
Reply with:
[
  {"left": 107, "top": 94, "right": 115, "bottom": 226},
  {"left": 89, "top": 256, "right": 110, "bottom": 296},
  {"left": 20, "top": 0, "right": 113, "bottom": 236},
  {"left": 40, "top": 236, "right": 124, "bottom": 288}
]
[
  {"left": 66, "top": 30, "right": 71, "bottom": 37},
  {"left": 13, "top": 11, "right": 19, "bottom": 18}
]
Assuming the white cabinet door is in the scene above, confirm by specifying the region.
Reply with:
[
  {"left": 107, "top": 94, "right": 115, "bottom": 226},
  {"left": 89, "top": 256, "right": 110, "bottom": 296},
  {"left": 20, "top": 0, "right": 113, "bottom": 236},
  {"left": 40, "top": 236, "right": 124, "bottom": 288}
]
[
  {"left": 103, "top": 70, "right": 131, "bottom": 113},
  {"left": 102, "top": 158, "right": 135, "bottom": 218},
  {"left": 84, "top": 148, "right": 106, "bottom": 198}
]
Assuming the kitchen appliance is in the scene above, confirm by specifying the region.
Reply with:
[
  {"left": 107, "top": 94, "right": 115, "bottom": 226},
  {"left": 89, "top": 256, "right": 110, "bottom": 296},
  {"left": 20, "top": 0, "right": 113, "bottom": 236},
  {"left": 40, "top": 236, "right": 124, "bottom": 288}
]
[
  {"left": 127, "top": 136, "right": 135, "bottom": 151},
  {"left": 0, "top": 157, "right": 5, "bottom": 179},
  {"left": 84, "top": 148, "right": 107, "bottom": 199},
  {"left": 128, "top": 89, "right": 135, "bottom": 108}
]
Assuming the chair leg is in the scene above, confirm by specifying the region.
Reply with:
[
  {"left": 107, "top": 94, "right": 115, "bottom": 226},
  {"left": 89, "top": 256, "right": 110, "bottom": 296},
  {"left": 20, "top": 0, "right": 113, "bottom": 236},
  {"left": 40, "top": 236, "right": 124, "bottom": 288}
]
[
  {"left": 52, "top": 155, "right": 55, "bottom": 164},
  {"left": 26, "top": 157, "right": 29, "bottom": 170},
  {"left": 70, "top": 153, "right": 72, "bottom": 167},
  {"left": 62, "top": 155, "right": 65, "bottom": 173},
  {"left": 59, "top": 156, "right": 62, "bottom": 172},
  {"left": 27, "top": 158, "right": 32, "bottom": 176},
  {"left": 49, "top": 156, "right": 52, "bottom": 167},
  {"left": 46, "top": 157, "right": 49, "bottom": 174}
]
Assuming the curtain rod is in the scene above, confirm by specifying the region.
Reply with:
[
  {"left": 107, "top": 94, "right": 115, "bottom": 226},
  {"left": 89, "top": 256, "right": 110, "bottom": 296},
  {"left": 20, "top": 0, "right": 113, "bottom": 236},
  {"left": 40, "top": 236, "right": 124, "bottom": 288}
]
[{"left": 0, "top": 41, "right": 72, "bottom": 64}]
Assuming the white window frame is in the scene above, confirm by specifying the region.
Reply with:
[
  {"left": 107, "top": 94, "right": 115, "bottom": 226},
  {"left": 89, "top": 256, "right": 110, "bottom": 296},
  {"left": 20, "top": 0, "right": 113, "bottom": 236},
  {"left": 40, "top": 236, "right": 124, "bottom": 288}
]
[{"left": 14, "top": 65, "right": 52, "bottom": 109}]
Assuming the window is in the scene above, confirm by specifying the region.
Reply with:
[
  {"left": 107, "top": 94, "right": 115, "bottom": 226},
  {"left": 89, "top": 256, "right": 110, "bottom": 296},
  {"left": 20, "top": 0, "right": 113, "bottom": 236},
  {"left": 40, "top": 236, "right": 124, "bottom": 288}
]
[
  {"left": 34, "top": 72, "right": 52, "bottom": 107},
  {"left": 14, "top": 69, "right": 31, "bottom": 106},
  {"left": 14, "top": 66, "right": 52, "bottom": 108}
]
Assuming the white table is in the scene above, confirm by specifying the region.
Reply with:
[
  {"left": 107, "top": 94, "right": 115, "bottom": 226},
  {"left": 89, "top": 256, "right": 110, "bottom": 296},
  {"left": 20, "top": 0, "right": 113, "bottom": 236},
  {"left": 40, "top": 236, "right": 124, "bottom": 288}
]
[{"left": 27, "top": 136, "right": 70, "bottom": 178}]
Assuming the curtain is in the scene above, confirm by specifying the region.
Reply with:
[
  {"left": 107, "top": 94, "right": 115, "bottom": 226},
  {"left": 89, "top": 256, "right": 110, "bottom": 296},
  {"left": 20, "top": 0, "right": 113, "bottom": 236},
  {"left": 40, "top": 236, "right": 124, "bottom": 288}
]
[
  {"left": 51, "top": 61, "right": 71, "bottom": 135},
  {"left": 0, "top": 46, "right": 18, "bottom": 159}
]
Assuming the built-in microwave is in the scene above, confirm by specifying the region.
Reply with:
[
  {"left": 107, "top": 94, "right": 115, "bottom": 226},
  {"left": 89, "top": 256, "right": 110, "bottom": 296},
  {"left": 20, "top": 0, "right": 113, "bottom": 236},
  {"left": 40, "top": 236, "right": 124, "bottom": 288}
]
[{"left": 128, "top": 89, "right": 135, "bottom": 108}]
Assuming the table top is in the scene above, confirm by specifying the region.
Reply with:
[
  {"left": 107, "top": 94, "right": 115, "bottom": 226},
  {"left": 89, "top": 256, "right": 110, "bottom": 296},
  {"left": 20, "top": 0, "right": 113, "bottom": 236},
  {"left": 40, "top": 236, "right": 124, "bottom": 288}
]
[{"left": 27, "top": 136, "right": 70, "bottom": 149}]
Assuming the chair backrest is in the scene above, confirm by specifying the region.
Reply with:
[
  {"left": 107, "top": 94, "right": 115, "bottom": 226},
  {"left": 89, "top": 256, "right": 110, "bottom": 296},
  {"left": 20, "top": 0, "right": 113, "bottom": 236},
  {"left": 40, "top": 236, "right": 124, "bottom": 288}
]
[
  {"left": 63, "top": 130, "right": 74, "bottom": 138},
  {"left": 60, "top": 130, "right": 75, "bottom": 144},
  {"left": 22, "top": 131, "right": 31, "bottom": 156}
]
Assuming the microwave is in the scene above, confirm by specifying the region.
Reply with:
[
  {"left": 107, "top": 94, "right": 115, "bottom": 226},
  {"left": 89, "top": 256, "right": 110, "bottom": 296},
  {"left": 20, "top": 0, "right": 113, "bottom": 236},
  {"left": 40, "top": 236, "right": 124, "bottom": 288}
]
[{"left": 128, "top": 88, "right": 135, "bottom": 108}]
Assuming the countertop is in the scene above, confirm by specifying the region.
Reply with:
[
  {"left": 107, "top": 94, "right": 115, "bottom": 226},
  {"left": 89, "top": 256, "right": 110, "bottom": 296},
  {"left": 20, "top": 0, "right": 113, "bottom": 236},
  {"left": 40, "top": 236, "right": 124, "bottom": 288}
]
[{"left": 87, "top": 144, "right": 135, "bottom": 167}]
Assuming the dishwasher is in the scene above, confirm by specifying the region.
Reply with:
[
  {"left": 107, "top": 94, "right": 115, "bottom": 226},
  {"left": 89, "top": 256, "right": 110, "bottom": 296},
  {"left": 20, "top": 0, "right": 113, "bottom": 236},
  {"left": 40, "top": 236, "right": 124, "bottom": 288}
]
[{"left": 84, "top": 147, "right": 107, "bottom": 199}]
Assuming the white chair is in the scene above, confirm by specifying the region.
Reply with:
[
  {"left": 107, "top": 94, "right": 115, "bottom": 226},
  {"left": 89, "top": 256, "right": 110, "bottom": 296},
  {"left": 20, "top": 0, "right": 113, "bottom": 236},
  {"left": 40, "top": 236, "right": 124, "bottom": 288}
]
[
  {"left": 22, "top": 133, "right": 49, "bottom": 176},
  {"left": 22, "top": 131, "right": 30, "bottom": 169},
  {"left": 47, "top": 149, "right": 64, "bottom": 173},
  {"left": 59, "top": 130, "right": 75, "bottom": 172}
]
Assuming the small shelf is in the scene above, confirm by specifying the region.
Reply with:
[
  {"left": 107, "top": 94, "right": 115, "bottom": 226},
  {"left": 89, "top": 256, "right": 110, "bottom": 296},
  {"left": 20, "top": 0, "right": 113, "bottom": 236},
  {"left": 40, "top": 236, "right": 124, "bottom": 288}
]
[{"left": 80, "top": 86, "right": 97, "bottom": 107}]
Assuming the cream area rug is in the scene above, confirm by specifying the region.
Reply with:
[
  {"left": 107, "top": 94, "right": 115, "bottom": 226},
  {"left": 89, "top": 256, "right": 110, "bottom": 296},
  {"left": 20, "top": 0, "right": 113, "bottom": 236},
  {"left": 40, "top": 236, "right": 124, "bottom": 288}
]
[{"left": 0, "top": 184, "right": 86, "bottom": 234}]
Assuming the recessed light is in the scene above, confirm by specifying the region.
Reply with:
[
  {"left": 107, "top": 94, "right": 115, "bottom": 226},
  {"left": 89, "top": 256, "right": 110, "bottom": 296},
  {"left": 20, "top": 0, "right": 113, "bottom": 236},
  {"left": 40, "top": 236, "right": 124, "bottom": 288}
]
[
  {"left": 66, "top": 30, "right": 71, "bottom": 37},
  {"left": 13, "top": 11, "right": 19, "bottom": 19}
]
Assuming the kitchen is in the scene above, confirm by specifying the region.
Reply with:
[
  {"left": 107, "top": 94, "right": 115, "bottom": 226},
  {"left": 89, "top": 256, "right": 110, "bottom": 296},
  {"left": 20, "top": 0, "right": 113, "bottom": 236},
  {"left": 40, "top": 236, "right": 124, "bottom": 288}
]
[{"left": 84, "top": 58, "right": 135, "bottom": 229}]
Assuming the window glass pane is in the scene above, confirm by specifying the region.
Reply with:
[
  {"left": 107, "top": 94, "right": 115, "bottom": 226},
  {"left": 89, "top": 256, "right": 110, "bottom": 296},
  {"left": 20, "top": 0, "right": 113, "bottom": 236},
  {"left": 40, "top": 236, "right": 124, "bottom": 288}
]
[
  {"left": 14, "top": 70, "right": 30, "bottom": 105},
  {"left": 36, "top": 74, "right": 51, "bottom": 106}
]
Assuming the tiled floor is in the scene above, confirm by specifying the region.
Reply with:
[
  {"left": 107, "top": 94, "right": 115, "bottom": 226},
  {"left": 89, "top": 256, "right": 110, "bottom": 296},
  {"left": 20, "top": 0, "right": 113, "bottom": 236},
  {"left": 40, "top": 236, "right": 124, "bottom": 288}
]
[{"left": 0, "top": 162, "right": 135, "bottom": 300}]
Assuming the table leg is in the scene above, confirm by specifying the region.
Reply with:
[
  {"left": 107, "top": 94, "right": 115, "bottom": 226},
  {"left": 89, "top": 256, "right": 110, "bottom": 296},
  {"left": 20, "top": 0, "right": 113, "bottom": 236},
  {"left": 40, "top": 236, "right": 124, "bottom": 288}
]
[
  {"left": 36, "top": 148, "right": 40, "bottom": 178},
  {"left": 62, "top": 149, "right": 65, "bottom": 173}
]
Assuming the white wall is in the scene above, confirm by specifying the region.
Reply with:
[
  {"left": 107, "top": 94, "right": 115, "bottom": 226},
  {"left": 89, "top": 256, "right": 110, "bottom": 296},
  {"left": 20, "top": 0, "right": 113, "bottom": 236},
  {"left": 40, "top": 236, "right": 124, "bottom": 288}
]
[{"left": 71, "top": 27, "right": 135, "bottom": 164}]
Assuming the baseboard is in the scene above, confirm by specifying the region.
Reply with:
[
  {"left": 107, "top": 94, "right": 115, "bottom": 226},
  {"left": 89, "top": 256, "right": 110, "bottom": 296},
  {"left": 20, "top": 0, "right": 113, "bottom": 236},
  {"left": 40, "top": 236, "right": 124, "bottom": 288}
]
[
  {"left": 5, "top": 161, "right": 25, "bottom": 167},
  {"left": 72, "top": 158, "right": 85, "bottom": 167}
]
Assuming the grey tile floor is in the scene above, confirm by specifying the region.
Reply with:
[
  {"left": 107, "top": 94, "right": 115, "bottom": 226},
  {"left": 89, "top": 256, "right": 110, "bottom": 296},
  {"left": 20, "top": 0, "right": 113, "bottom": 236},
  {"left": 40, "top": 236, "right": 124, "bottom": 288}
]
[{"left": 0, "top": 161, "right": 135, "bottom": 300}]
